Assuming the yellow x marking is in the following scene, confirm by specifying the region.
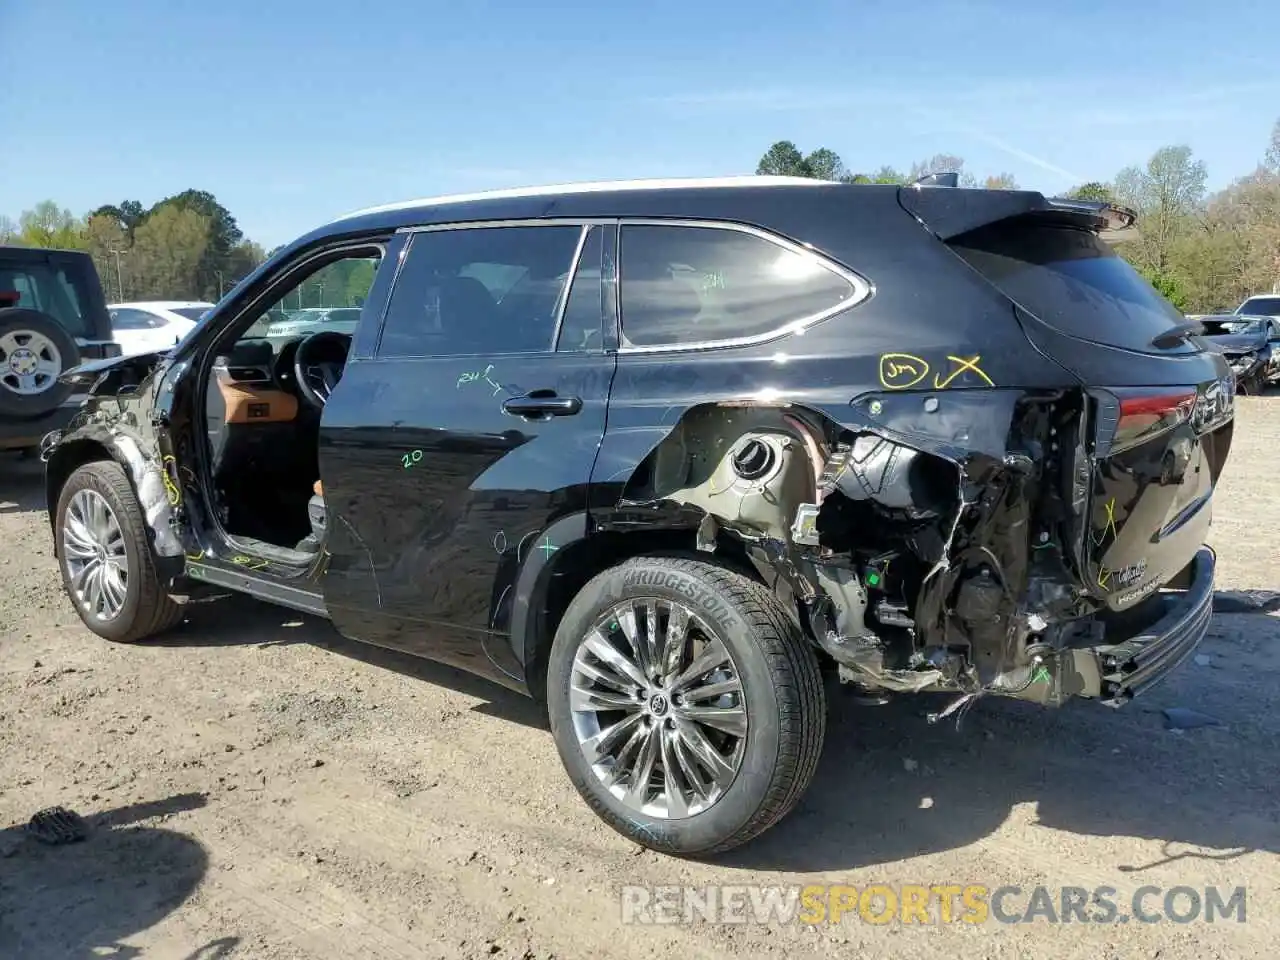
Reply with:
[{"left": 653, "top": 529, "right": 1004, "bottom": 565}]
[
  {"left": 1093, "top": 497, "right": 1118, "bottom": 545},
  {"left": 933, "top": 355, "right": 995, "bottom": 389}
]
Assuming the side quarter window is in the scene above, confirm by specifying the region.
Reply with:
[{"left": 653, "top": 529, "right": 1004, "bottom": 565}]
[
  {"left": 377, "top": 224, "right": 586, "bottom": 358},
  {"left": 618, "top": 223, "right": 859, "bottom": 349}
]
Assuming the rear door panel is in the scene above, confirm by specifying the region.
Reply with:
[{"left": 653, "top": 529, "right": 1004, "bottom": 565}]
[{"left": 319, "top": 222, "right": 612, "bottom": 687}]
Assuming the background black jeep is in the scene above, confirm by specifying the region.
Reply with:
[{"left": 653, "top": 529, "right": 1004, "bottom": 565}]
[{"left": 0, "top": 246, "right": 121, "bottom": 455}]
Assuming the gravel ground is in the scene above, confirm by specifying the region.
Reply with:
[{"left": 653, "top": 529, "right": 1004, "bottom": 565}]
[{"left": 2, "top": 398, "right": 1278, "bottom": 960}]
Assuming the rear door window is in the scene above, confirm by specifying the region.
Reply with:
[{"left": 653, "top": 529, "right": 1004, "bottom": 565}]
[
  {"left": 377, "top": 224, "right": 584, "bottom": 358},
  {"left": 618, "top": 223, "right": 859, "bottom": 348},
  {"left": 949, "top": 223, "right": 1195, "bottom": 354}
]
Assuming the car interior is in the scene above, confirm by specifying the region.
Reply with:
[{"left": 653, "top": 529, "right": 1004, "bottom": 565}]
[{"left": 203, "top": 254, "right": 379, "bottom": 556}]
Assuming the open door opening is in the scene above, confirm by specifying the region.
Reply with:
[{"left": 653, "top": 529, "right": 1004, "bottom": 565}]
[{"left": 199, "top": 250, "right": 381, "bottom": 562}]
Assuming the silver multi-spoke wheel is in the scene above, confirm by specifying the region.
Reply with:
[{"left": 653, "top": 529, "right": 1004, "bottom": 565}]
[
  {"left": 0, "top": 329, "right": 62, "bottom": 396},
  {"left": 62, "top": 488, "right": 129, "bottom": 621},
  {"left": 569, "top": 597, "right": 747, "bottom": 819}
]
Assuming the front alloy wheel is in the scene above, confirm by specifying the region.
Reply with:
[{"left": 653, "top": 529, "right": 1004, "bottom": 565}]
[
  {"left": 55, "top": 460, "right": 185, "bottom": 643},
  {"left": 548, "top": 556, "right": 825, "bottom": 857},
  {"left": 62, "top": 488, "right": 129, "bottom": 621}
]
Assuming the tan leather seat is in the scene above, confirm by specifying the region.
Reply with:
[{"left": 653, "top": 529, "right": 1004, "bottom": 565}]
[{"left": 313, "top": 479, "right": 323, "bottom": 497}]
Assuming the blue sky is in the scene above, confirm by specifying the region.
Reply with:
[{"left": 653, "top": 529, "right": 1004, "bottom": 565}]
[{"left": 2, "top": 0, "right": 1278, "bottom": 249}]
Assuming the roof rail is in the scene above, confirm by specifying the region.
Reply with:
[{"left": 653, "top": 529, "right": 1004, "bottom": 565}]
[{"left": 911, "top": 171, "right": 960, "bottom": 188}]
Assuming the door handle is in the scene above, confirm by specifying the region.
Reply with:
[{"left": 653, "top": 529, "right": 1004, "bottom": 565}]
[{"left": 502, "top": 392, "right": 583, "bottom": 419}]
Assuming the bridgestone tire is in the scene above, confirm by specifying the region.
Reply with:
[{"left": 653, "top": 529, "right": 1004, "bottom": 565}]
[
  {"left": 547, "top": 556, "right": 826, "bottom": 857},
  {"left": 0, "top": 309, "right": 79, "bottom": 417},
  {"left": 55, "top": 460, "right": 185, "bottom": 643}
]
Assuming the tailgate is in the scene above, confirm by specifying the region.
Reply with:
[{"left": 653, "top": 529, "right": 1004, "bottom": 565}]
[
  {"left": 930, "top": 197, "right": 1236, "bottom": 611},
  {"left": 1086, "top": 383, "right": 1233, "bottom": 610}
]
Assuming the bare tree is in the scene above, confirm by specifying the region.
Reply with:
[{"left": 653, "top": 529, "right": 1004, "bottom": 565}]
[{"left": 1112, "top": 145, "right": 1207, "bottom": 275}]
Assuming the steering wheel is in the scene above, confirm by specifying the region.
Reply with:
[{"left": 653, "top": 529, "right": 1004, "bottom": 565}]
[{"left": 292, "top": 331, "right": 351, "bottom": 409}]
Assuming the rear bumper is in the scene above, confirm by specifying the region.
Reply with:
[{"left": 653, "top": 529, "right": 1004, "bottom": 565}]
[
  {"left": 0, "top": 396, "right": 86, "bottom": 451},
  {"left": 1067, "top": 546, "right": 1215, "bottom": 707}
]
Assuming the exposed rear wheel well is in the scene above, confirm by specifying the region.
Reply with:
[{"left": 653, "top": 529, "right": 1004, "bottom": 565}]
[
  {"left": 524, "top": 528, "right": 763, "bottom": 702},
  {"left": 45, "top": 439, "right": 114, "bottom": 530}
]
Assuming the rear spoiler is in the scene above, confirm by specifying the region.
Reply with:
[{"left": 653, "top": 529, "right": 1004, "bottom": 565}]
[{"left": 897, "top": 179, "right": 1137, "bottom": 241}]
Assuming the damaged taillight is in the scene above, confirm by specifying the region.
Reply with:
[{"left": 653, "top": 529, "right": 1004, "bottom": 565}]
[{"left": 1093, "top": 388, "right": 1196, "bottom": 456}]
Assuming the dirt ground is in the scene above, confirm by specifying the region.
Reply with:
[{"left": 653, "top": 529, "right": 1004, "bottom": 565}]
[{"left": 2, "top": 398, "right": 1279, "bottom": 960}]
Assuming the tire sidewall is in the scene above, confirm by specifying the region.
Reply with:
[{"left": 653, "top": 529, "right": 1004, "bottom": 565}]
[
  {"left": 55, "top": 462, "right": 148, "bottom": 641},
  {"left": 547, "top": 559, "right": 785, "bottom": 854},
  {"left": 0, "top": 309, "right": 80, "bottom": 418}
]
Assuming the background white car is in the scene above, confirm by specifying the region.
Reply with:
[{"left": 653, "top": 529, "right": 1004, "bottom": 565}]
[
  {"left": 264, "top": 306, "right": 364, "bottom": 338},
  {"left": 108, "top": 300, "right": 213, "bottom": 356}
]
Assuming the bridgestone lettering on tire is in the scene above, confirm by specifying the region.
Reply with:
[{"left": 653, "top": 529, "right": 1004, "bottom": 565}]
[
  {"left": 55, "top": 460, "right": 184, "bottom": 643},
  {"left": 546, "top": 556, "right": 826, "bottom": 856}
]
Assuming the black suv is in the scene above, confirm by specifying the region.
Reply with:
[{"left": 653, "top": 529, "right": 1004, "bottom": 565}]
[
  {"left": 0, "top": 246, "right": 121, "bottom": 453},
  {"left": 42, "top": 177, "right": 1234, "bottom": 855}
]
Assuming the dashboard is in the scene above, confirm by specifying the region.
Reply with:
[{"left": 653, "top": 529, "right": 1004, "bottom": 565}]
[{"left": 213, "top": 336, "right": 314, "bottom": 425}]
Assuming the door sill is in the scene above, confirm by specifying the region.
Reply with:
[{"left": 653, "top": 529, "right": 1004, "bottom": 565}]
[
  {"left": 222, "top": 533, "right": 320, "bottom": 568},
  {"left": 186, "top": 561, "right": 328, "bottom": 618}
]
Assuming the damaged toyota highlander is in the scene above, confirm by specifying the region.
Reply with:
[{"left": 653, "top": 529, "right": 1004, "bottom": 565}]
[{"left": 41, "top": 176, "right": 1234, "bottom": 856}]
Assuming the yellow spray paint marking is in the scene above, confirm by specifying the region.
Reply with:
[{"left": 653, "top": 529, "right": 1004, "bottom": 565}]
[
  {"left": 1094, "top": 497, "right": 1118, "bottom": 545},
  {"left": 878, "top": 353, "right": 930, "bottom": 389},
  {"left": 161, "top": 455, "right": 182, "bottom": 506},
  {"left": 933, "top": 355, "right": 995, "bottom": 389},
  {"left": 232, "top": 555, "right": 269, "bottom": 571},
  {"left": 1097, "top": 566, "right": 1112, "bottom": 590}
]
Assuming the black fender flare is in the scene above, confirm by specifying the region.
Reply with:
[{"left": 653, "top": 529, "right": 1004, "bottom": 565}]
[{"left": 504, "top": 511, "right": 590, "bottom": 693}]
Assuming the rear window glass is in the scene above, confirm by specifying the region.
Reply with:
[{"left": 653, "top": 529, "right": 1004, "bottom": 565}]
[
  {"left": 170, "top": 307, "right": 208, "bottom": 321},
  {"left": 949, "top": 223, "right": 1193, "bottom": 354},
  {"left": 0, "top": 260, "right": 96, "bottom": 337},
  {"left": 1200, "top": 318, "right": 1265, "bottom": 336},
  {"left": 1238, "top": 296, "right": 1280, "bottom": 317},
  {"left": 110, "top": 308, "right": 165, "bottom": 330}
]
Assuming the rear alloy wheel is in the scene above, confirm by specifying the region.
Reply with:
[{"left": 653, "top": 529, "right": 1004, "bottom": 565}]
[
  {"left": 547, "top": 557, "right": 825, "bottom": 856},
  {"left": 55, "top": 460, "right": 184, "bottom": 642},
  {"left": 570, "top": 596, "right": 748, "bottom": 819}
]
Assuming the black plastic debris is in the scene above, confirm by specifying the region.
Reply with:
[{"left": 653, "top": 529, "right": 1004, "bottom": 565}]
[
  {"left": 1162, "top": 707, "right": 1222, "bottom": 731},
  {"left": 26, "top": 806, "right": 90, "bottom": 845}
]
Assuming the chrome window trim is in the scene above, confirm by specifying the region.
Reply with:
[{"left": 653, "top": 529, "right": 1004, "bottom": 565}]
[
  {"left": 395, "top": 217, "right": 618, "bottom": 234},
  {"left": 551, "top": 225, "right": 592, "bottom": 352},
  {"left": 613, "top": 218, "right": 873, "bottom": 355}
]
